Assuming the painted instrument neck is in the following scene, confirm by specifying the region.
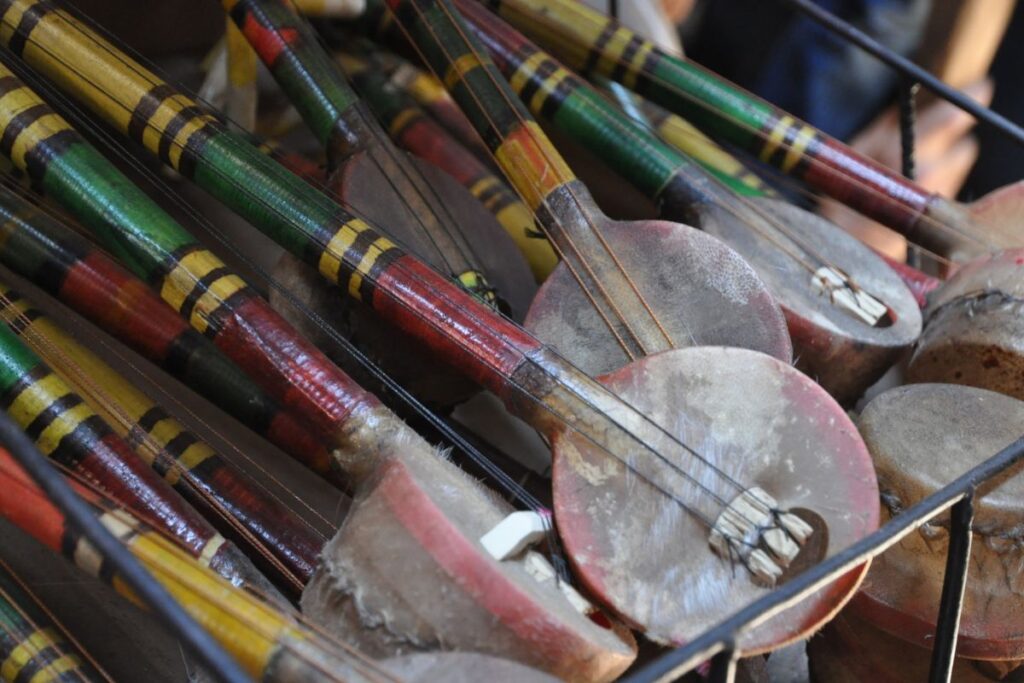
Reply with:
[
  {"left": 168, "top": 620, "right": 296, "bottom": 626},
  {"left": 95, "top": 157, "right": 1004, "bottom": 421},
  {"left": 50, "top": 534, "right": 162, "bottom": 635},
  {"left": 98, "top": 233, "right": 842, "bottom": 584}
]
[
  {"left": 0, "top": 283, "right": 323, "bottom": 590},
  {"left": 225, "top": 0, "right": 369, "bottom": 162},
  {"left": 384, "top": 0, "right": 605, "bottom": 240},
  {"left": 482, "top": 0, "right": 967, "bottom": 254},
  {"left": 0, "top": 452, "right": 374, "bottom": 683},
  {"left": 0, "top": 185, "right": 337, "bottom": 478}
]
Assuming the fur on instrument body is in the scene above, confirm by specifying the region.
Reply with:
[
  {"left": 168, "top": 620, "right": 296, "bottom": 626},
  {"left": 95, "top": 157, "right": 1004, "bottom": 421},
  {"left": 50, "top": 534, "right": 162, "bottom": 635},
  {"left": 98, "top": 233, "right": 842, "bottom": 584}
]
[{"left": 0, "top": 283, "right": 323, "bottom": 590}]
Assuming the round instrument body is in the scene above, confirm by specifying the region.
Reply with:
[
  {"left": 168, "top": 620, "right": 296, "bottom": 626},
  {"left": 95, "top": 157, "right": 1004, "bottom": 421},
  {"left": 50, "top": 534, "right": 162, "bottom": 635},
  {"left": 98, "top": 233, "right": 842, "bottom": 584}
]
[
  {"left": 696, "top": 197, "right": 922, "bottom": 405},
  {"left": 301, "top": 440, "right": 636, "bottom": 683},
  {"left": 852, "top": 383, "right": 1024, "bottom": 659},
  {"left": 808, "top": 611, "right": 1015, "bottom": 683},
  {"left": 551, "top": 346, "right": 878, "bottom": 651},
  {"left": 907, "top": 248, "right": 1024, "bottom": 400},
  {"left": 923, "top": 181, "right": 1024, "bottom": 263},
  {"left": 382, "top": 652, "right": 560, "bottom": 682},
  {"left": 523, "top": 216, "right": 792, "bottom": 376},
  {"left": 271, "top": 151, "right": 535, "bottom": 408}
]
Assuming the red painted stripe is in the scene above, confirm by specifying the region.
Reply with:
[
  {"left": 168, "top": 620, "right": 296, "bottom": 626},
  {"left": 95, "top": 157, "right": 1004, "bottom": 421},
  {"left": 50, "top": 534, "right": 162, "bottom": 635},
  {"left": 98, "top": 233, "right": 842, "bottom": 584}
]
[
  {"left": 216, "top": 296, "right": 378, "bottom": 437},
  {"left": 371, "top": 255, "right": 540, "bottom": 397}
]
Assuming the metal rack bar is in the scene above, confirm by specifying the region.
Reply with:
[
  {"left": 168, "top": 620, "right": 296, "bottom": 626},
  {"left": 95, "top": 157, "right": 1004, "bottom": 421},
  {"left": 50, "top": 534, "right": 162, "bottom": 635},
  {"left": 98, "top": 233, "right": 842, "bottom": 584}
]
[
  {"left": 927, "top": 494, "right": 976, "bottom": 683},
  {"left": 625, "top": 436, "right": 1024, "bottom": 683},
  {"left": 780, "top": 0, "right": 1024, "bottom": 148}
]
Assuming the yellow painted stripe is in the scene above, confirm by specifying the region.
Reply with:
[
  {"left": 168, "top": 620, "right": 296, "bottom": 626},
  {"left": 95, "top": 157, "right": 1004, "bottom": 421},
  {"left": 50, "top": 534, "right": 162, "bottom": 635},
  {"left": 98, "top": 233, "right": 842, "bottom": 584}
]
[
  {"left": 196, "top": 534, "right": 227, "bottom": 568},
  {"left": 530, "top": 66, "right": 570, "bottom": 114},
  {"left": 625, "top": 41, "right": 654, "bottom": 89},
  {"left": 594, "top": 27, "right": 634, "bottom": 78},
  {"left": 406, "top": 71, "right": 449, "bottom": 106},
  {"left": 346, "top": 236, "right": 397, "bottom": 301},
  {"left": 166, "top": 442, "right": 216, "bottom": 487},
  {"left": 188, "top": 273, "right": 246, "bottom": 333},
  {"left": 8, "top": 373, "right": 71, "bottom": 432},
  {"left": 159, "top": 249, "right": 227, "bottom": 315},
  {"left": 0, "top": 628, "right": 59, "bottom": 682},
  {"left": 317, "top": 218, "right": 371, "bottom": 284},
  {"left": 759, "top": 116, "right": 795, "bottom": 164},
  {"left": 28, "top": 653, "right": 81, "bottom": 683},
  {"left": 387, "top": 108, "right": 419, "bottom": 138},
  {"left": 781, "top": 125, "right": 816, "bottom": 173},
  {"left": 508, "top": 52, "right": 546, "bottom": 95},
  {"left": 36, "top": 402, "right": 93, "bottom": 457},
  {"left": 469, "top": 175, "right": 498, "bottom": 200},
  {"left": 444, "top": 53, "right": 485, "bottom": 91}
]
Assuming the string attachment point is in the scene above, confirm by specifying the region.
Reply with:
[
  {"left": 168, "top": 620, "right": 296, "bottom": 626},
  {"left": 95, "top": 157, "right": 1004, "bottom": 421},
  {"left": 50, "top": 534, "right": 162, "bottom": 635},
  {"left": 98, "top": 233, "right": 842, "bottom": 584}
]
[
  {"left": 709, "top": 487, "right": 813, "bottom": 587},
  {"left": 812, "top": 266, "right": 888, "bottom": 326}
]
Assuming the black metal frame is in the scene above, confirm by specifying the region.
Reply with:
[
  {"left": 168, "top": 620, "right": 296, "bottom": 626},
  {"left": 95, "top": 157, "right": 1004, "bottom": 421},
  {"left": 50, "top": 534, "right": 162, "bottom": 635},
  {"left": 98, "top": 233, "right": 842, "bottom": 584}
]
[{"left": 626, "top": 2, "right": 1024, "bottom": 681}]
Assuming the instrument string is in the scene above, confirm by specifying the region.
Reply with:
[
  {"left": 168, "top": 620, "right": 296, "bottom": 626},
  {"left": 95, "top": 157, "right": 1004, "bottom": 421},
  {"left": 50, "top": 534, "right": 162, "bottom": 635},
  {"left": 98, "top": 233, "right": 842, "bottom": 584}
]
[
  {"left": 389, "top": 1, "right": 683, "bottom": 359},
  {"left": 0, "top": 20, "right": 784, "bottom": 548},
  {"left": 0, "top": 557, "right": 112, "bottom": 683},
  {"left": 510, "top": 4, "right": 996, "bottom": 257},
  {"left": 0, "top": 460, "right": 406, "bottom": 683},
  {"left": 0, "top": 288, "right": 309, "bottom": 593},
  {"left": 0, "top": 178, "right": 341, "bottom": 534}
]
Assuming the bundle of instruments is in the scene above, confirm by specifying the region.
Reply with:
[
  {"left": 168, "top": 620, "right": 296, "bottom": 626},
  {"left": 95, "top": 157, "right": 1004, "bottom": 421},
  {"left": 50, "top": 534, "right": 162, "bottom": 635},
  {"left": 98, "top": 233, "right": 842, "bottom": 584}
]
[{"left": 0, "top": 0, "right": 1017, "bottom": 680}]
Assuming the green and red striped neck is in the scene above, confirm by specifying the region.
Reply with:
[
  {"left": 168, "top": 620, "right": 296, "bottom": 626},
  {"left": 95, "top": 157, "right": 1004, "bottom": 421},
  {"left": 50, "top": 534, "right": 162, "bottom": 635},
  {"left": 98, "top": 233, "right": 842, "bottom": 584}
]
[{"left": 482, "top": 0, "right": 939, "bottom": 243}]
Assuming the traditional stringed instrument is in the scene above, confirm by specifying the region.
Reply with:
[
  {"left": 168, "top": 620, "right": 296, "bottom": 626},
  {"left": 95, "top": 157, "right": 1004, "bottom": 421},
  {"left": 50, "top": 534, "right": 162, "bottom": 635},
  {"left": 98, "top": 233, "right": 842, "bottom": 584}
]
[
  {"left": 453, "top": 0, "right": 921, "bottom": 404},
  {"left": 337, "top": 49, "right": 557, "bottom": 280},
  {"left": 484, "top": 0, "right": 1021, "bottom": 263},
  {"left": 0, "top": 46, "right": 632, "bottom": 679},
  {"left": 0, "top": 450, "right": 561, "bottom": 683},
  {"left": 377, "top": 0, "right": 796, "bottom": 378},
  {"left": 0, "top": 282, "right": 324, "bottom": 592},
  {"left": 228, "top": 0, "right": 534, "bottom": 317},
  {"left": 3, "top": 0, "right": 885, "bottom": 653}
]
